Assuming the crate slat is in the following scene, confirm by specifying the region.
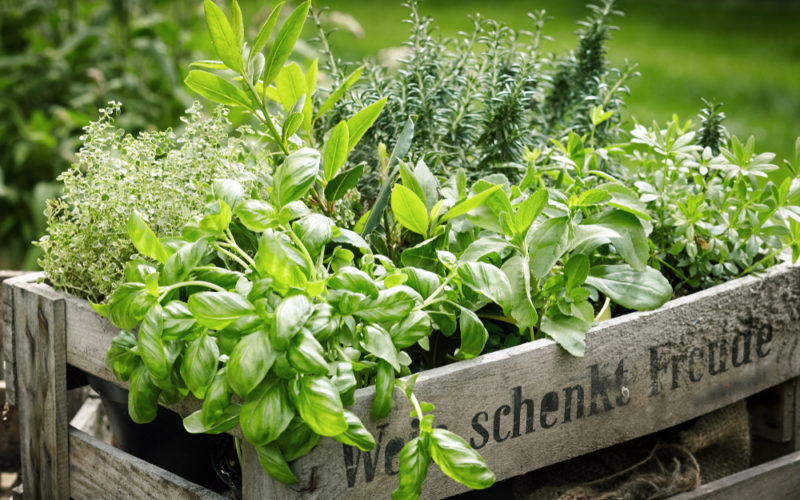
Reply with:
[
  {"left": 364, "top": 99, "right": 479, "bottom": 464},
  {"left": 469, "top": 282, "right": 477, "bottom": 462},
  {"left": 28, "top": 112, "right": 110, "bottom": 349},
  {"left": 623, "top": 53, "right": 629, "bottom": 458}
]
[{"left": 68, "top": 426, "right": 225, "bottom": 500}]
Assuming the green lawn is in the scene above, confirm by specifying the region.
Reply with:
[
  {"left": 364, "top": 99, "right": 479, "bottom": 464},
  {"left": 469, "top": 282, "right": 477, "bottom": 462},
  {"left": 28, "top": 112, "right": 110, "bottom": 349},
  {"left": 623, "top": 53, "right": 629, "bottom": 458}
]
[{"left": 313, "top": 0, "right": 800, "bottom": 162}]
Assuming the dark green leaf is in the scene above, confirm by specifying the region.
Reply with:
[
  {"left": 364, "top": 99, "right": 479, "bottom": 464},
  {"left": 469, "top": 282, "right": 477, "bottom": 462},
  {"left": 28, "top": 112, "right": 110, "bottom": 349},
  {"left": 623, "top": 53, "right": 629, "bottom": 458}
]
[
  {"left": 565, "top": 254, "right": 590, "bottom": 290},
  {"left": 184, "top": 404, "right": 240, "bottom": 434},
  {"left": 128, "top": 365, "right": 160, "bottom": 424},
  {"left": 202, "top": 369, "right": 232, "bottom": 427},
  {"left": 241, "top": 378, "right": 294, "bottom": 446},
  {"left": 371, "top": 360, "right": 395, "bottom": 420},
  {"left": 354, "top": 286, "right": 421, "bottom": 322},
  {"left": 277, "top": 417, "right": 319, "bottom": 462},
  {"left": 288, "top": 331, "right": 329, "bottom": 375},
  {"left": 390, "top": 310, "right": 432, "bottom": 348},
  {"left": 293, "top": 214, "right": 334, "bottom": 257},
  {"left": 180, "top": 333, "right": 219, "bottom": 398},
  {"left": 392, "top": 434, "right": 431, "bottom": 500},
  {"left": 106, "top": 331, "right": 139, "bottom": 381},
  {"left": 109, "top": 283, "right": 156, "bottom": 331},
  {"left": 255, "top": 443, "right": 298, "bottom": 484},
  {"left": 539, "top": 302, "right": 594, "bottom": 357},
  {"left": 274, "top": 294, "right": 312, "bottom": 348},
  {"left": 457, "top": 308, "right": 488, "bottom": 359},
  {"left": 324, "top": 164, "right": 364, "bottom": 202},
  {"left": 294, "top": 375, "right": 348, "bottom": 436},
  {"left": 362, "top": 325, "right": 399, "bottom": 371},
  {"left": 227, "top": 330, "right": 276, "bottom": 398},
  {"left": 328, "top": 266, "right": 379, "bottom": 298},
  {"left": 188, "top": 291, "right": 254, "bottom": 331},
  {"left": 163, "top": 240, "right": 211, "bottom": 286},
  {"left": 138, "top": 304, "right": 170, "bottom": 383}
]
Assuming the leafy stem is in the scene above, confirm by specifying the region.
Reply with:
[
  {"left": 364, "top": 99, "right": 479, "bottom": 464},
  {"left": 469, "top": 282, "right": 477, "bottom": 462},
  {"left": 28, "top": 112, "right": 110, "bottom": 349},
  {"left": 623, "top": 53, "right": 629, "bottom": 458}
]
[{"left": 158, "top": 280, "right": 226, "bottom": 301}]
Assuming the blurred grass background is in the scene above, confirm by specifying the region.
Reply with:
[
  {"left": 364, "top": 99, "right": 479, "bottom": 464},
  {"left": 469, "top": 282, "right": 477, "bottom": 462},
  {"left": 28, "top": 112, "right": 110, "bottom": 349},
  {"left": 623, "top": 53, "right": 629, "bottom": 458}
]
[{"left": 1, "top": 0, "right": 798, "bottom": 269}]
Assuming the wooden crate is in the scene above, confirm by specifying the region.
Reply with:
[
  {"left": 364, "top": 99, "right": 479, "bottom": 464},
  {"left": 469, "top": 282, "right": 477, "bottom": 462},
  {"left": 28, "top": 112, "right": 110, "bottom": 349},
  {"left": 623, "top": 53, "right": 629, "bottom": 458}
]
[
  {"left": 0, "top": 271, "right": 24, "bottom": 471},
  {"left": 4, "top": 259, "right": 800, "bottom": 499}
]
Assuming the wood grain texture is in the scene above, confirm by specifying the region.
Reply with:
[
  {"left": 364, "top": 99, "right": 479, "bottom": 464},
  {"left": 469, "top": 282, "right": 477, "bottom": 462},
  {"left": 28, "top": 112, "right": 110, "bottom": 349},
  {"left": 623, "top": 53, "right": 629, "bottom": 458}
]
[
  {"left": 671, "top": 449, "right": 800, "bottom": 500},
  {"left": 13, "top": 279, "right": 69, "bottom": 499},
  {"left": 258, "top": 263, "right": 800, "bottom": 500},
  {"left": 68, "top": 426, "right": 225, "bottom": 500},
  {"left": 0, "top": 381, "right": 20, "bottom": 471},
  {"left": 1, "top": 273, "right": 27, "bottom": 405}
]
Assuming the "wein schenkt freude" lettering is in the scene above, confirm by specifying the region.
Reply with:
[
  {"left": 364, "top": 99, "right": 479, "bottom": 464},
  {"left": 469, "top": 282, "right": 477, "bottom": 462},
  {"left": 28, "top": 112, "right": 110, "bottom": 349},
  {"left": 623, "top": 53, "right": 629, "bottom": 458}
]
[{"left": 341, "top": 317, "right": 774, "bottom": 487}]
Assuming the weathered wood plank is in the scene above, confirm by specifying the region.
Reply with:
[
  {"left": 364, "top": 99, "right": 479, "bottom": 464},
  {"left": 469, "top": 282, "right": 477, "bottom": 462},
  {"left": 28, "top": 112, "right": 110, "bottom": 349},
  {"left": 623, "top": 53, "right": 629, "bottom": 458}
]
[
  {"left": 1, "top": 272, "right": 27, "bottom": 405},
  {"left": 13, "top": 279, "right": 69, "bottom": 499},
  {"left": 255, "top": 263, "right": 800, "bottom": 499},
  {"left": 0, "top": 381, "right": 20, "bottom": 471},
  {"left": 68, "top": 426, "right": 226, "bottom": 500},
  {"left": 672, "top": 449, "right": 800, "bottom": 500}
]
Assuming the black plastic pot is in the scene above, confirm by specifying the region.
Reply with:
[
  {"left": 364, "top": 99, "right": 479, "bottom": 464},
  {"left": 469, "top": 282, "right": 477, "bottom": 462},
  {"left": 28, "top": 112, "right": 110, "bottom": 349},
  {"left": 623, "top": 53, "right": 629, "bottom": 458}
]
[{"left": 87, "top": 374, "right": 241, "bottom": 495}]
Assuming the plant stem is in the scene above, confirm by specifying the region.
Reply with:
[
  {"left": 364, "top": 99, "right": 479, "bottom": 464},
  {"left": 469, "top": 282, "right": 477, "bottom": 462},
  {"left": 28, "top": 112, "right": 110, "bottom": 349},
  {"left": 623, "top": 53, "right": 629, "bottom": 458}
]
[
  {"left": 283, "top": 224, "right": 317, "bottom": 279},
  {"left": 223, "top": 229, "right": 256, "bottom": 268},
  {"left": 158, "top": 280, "right": 226, "bottom": 301},
  {"left": 420, "top": 273, "right": 456, "bottom": 308},
  {"left": 215, "top": 245, "right": 250, "bottom": 270},
  {"left": 737, "top": 245, "right": 789, "bottom": 278}
]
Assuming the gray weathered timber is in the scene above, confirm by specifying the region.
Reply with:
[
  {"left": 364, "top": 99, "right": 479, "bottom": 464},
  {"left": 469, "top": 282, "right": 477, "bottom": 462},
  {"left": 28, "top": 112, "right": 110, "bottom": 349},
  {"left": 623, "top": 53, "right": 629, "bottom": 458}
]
[
  {"left": 1, "top": 272, "right": 26, "bottom": 404},
  {"left": 68, "top": 426, "right": 225, "bottom": 500},
  {"left": 13, "top": 279, "right": 69, "bottom": 499},
  {"left": 258, "top": 262, "right": 800, "bottom": 499},
  {"left": 671, "top": 449, "right": 800, "bottom": 500}
]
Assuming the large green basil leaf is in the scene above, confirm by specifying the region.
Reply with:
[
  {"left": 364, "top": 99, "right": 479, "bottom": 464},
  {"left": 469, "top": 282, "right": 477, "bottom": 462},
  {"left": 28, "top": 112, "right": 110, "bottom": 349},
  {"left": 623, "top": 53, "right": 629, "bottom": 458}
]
[
  {"left": 527, "top": 217, "right": 570, "bottom": 279},
  {"left": 457, "top": 308, "right": 488, "bottom": 359},
  {"left": 162, "top": 301, "right": 197, "bottom": 340},
  {"left": 273, "top": 295, "right": 312, "bottom": 349},
  {"left": 255, "top": 443, "right": 298, "bottom": 485},
  {"left": 354, "top": 286, "right": 421, "bottom": 322},
  {"left": 187, "top": 291, "right": 254, "bottom": 331},
  {"left": 392, "top": 434, "right": 431, "bottom": 500},
  {"left": 430, "top": 428, "right": 495, "bottom": 490},
  {"left": 390, "top": 310, "right": 432, "bottom": 349},
  {"left": 138, "top": 304, "right": 170, "bottom": 384},
  {"left": 328, "top": 266, "right": 379, "bottom": 298},
  {"left": 304, "top": 303, "right": 337, "bottom": 341},
  {"left": 106, "top": 331, "right": 140, "bottom": 382},
  {"left": 392, "top": 184, "right": 429, "bottom": 236},
  {"left": 124, "top": 258, "right": 157, "bottom": 284},
  {"left": 586, "top": 264, "right": 673, "bottom": 310},
  {"left": 127, "top": 212, "right": 170, "bottom": 264},
  {"left": 335, "top": 410, "right": 376, "bottom": 451},
  {"left": 227, "top": 330, "right": 276, "bottom": 398},
  {"left": 276, "top": 416, "right": 320, "bottom": 462},
  {"left": 241, "top": 378, "right": 294, "bottom": 446},
  {"left": 272, "top": 148, "right": 320, "bottom": 207},
  {"left": 587, "top": 210, "right": 649, "bottom": 271},
  {"left": 362, "top": 325, "right": 399, "bottom": 371},
  {"left": 501, "top": 256, "right": 537, "bottom": 330},
  {"left": 199, "top": 200, "right": 232, "bottom": 235},
  {"left": 457, "top": 262, "right": 512, "bottom": 313},
  {"left": 294, "top": 375, "right": 348, "bottom": 436},
  {"left": 293, "top": 214, "right": 334, "bottom": 257},
  {"left": 212, "top": 179, "right": 244, "bottom": 211},
  {"left": 235, "top": 199, "right": 276, "bottom": 231},
  {"left": 184, "top": 404, "right": 240, "bottom": 435},
  {"left": 180, "top": 333, "right": 219, "bottom": 398},
  {"left": 163, "top": 240, "right": 211, "bottom": 285},
  {"left": 194, "top": 268, "right": 243, "bottom": 291},
  {"left": 202, "top": 369, "right": 232, "bottom": 427},
  {"left": 331, "top": 361, "right": 357, "bottom": 406},
  {"left": 370, "top": 360, "right": 395, "bottom": 420},
  {"left": 255, "top": 229, "right": 309, "bottom": 291},
  {"left": 128, "top": 365, "right": 160, "bottom": 424},
  {"left": 108, "top": 288, "right": 141, "bottom": 326},
  {"left": 332, "top": 227, "right": 371, "bottom": 254},
  {"left": 287, "top": 330, "right": 329, "bottom": 375}
]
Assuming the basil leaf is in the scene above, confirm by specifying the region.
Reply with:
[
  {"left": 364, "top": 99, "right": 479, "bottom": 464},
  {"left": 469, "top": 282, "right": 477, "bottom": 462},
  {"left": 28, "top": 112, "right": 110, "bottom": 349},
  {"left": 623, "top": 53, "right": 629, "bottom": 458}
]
[
  {"left": 304, "top": 303, "right": 337, "bottom": 341},
  {"left": 276, "top": 416, "right": 320, "bottom": 462},
  {"left": 370, "top": 359, "right": 395, "bottom": 420},
  {"left": 201, "top": 369, "right": 232, "bottom": 427},
  {"left": 527, "top": 216, "right": 570, "bottom": 279},
  {"left": 187, "top": 291, "right": 254, "bottom": 331},
  {"left": 328, "top": 266, "right": 379, "bottom": 298},
  {"left": 124, "top": 258, "right": 157, "bottom": 284},
  {"left": 202, "top": 0, "right": 243, "bottom": 73},
  {"left": 227, "top": 330, "right": 276, "bottom": 398},
  {"left": 180, "top": 333, "right": 219, "bottom": 398},
  {"left": 392, "top": 434, "right": 431, "bottom": 500},
  {"left": 457, "top": 262, "right": 512, "bottom": 313},
  {"left": 235, "top": 199, "right": 276, "bottom": 232},
  {"left": 335, "top": 410, "right": 376, "bottom": 451},
  {"left": 287, "top": 330, "right": 329, "bottom": 375},
  {"left": 362, "top": 325, "right": 399, "bottom": 371},
  {"left": 184, "top": 404, "right": 240, "bottom": 435},
  {"left": 430, "top": 428, "right": 495, "bottom": 490},
  {"left": 354, "top": 286, "right": 421, "bottom": 322},
  {"left": 106, "top": 331, "right": 139, "bottom": 382},
  {"left": 163, "top": 240, "right": 211, "bottom": 286},
  {"left": 293, "top": 214, "right": 334, "bottom": 257},
  {"left": 255, "top": 229, "right": 309, "bottom": 291},
  {"left": 185, "top": 70, "right": 251, "bottom": 108},
  {"left": 294, "top": 375, "right": 348, "bottom": 436},
  {"left": 241, "top": 378, "right": 294, "bottom": 446},
  {"left": 127, "top": 212, "right": 169, "bottom": 264},
  {"left": 263, "top": 0, "right": 310, "bottom": 86},
  {"left": 390, "top": 310, "right": 432, "bottom": 349},
  {"left": 128, "top": 365, "right": 160, "bottom": 424},
  {"left": 586, "top": 264, "right": 673, "bottom": 310},
  {"left": 212, "top": 179, "right": 244, "bottom": 210},
  {"left": 456, "top": 308, "right": 488, "bottom": 359},
  {"left": 273, "top": 294, "right": 313, "bottom": 348},
  {"left": 331, "top": 361, "right": 357, "bottom": 407},
  {"left": 272, "top": 148, "right": 320, "bottom": 207},
  {"left": 324, "top": 120, "right": 349, "bottom": 181},
  {"left": 138, "top": 304, "right": 170, "bottom": 383},
  {"left": 392, "top": 184, "right": 429, "bottom": 236},
  {"left": 199, "top": 199, "right": 232, "bottom": 235}
]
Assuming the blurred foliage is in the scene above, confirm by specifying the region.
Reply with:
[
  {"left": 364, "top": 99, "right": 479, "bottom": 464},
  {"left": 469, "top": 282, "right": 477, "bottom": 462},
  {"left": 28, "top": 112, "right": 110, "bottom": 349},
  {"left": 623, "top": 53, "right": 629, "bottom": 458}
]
[{"left": 0, "top": 0, "right": 197, "bottom": 269}]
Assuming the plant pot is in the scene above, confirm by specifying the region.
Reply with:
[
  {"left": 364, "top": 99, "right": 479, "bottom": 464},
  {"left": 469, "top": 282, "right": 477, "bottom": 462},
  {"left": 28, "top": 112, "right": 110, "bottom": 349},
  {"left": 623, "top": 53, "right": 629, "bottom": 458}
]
[{"left": 85, "top": 373, "right": 239, "bottom": 495}]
